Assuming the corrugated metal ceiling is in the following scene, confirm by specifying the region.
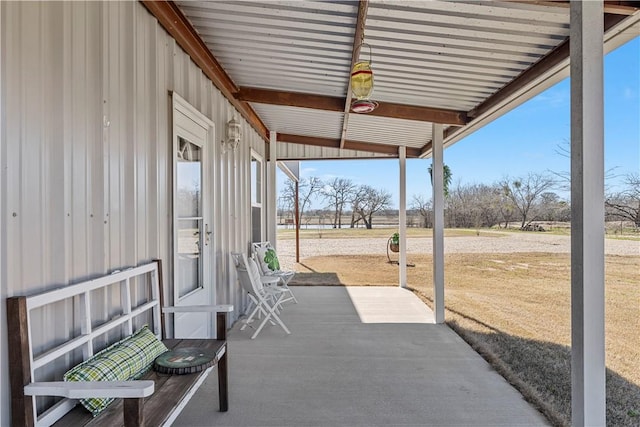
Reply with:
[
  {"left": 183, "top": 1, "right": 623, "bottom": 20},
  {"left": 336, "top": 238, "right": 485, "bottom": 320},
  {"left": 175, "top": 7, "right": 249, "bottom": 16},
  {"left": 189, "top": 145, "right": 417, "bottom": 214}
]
[
  {"left": 251, "top": 103, "right": 343, "bottom": 138},
  {"left": 174, "top": 0, "right": 639, "bottom": 160},
  {"left": 366, "top": 0, "right": 569, "bottom": 111},
  {"left": 179, "top": 1, "right": 357, "bottom": 97},
  {"left": 347, "top": 114, "right": 432, "bottom": 148}
]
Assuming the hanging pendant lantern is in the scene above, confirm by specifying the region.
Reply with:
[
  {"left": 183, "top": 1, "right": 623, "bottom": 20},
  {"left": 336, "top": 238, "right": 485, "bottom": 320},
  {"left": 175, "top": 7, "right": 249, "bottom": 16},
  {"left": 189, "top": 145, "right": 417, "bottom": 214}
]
[
  {"left": 350, "top": 43, "right": 378, "bottom": 113},
  {"left": 222, "top": 116, "right": 242, "bottom": 152}
]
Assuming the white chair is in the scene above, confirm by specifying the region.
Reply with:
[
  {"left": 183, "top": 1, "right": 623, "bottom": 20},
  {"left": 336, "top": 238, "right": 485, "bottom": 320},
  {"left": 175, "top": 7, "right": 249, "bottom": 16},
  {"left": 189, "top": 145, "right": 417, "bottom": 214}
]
[
  {"left": 251, "top": 242, "right": 298, "bottom": 304},
  {"left": 232, "top": 252, "right": 291, "bottom": 339}
]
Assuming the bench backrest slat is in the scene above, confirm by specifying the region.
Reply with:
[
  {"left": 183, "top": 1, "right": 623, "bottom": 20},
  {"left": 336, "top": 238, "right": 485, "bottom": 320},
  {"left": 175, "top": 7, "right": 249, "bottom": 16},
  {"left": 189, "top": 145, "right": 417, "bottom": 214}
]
[
  {"left": 37, "top": 399, "right": 76, "bottom": 427},
  {"left": 122, "top": 278, "right": 133, "bottom": 336},
  {"left": 32, "top": 335, "right": 92, "bottom": 372},
  {"left": 25, "top": 264, "right": 158, "bottom": 310},
  {"left": 7, "top": 261, "right": 162, "bottom": 427}
]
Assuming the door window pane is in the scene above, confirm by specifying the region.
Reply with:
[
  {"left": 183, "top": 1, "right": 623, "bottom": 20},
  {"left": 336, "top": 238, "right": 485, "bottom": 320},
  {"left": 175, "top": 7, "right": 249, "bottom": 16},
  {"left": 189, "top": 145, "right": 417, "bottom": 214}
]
[
  {"left": 251, "top": 157, "right": 261, "bottom": 205},
  {"left": 177, "top": 219, "right": 201, "bottom": 297},
  {"left": 177, "top": 138, "right": 202, "bottom": 218},
  {"left": 176, "top": 136, "right": 203, "bottom": 298},
  {"left": 251, "top": 155, "right": 262, "bottom": 242}
]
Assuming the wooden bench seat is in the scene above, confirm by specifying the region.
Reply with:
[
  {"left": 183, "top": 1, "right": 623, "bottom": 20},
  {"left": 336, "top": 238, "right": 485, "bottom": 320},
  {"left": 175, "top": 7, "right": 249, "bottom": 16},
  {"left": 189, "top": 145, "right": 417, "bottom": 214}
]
[
  {"left": 6, "top": 260, "right": 232, "bottom": 427},
  {"left": 51, "top": 339, "right": 226, "bottom": 427}
]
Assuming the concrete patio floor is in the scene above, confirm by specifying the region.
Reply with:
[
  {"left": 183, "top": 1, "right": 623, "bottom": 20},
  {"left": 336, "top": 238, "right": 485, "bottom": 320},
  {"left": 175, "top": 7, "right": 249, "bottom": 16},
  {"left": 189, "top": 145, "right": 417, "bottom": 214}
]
[{"left": 175, "top": 286, "right": 549, "bottom": 427}]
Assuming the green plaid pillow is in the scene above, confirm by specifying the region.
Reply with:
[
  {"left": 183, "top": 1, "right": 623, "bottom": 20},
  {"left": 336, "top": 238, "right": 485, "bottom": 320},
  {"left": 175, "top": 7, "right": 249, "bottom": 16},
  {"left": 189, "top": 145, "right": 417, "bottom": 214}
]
[{"left": 63, "top": 325, "right": 168, "bottom": 416}]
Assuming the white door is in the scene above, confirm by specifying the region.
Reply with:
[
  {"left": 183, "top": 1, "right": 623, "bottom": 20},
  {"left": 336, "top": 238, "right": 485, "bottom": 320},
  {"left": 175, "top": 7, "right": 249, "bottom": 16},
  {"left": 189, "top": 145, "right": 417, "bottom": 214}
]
[{"left": 172, "top": 94, "right": 215, "bottom": 338}]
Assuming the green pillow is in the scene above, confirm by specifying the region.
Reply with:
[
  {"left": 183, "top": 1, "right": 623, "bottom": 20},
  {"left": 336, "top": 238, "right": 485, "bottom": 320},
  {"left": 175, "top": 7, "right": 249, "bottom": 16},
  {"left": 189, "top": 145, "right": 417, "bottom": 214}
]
[
  {"left": 263, "top": 248, "right": 280, "bottom": 271},
  {"left": 63, "top": 325, "right": 168, "bottom": 416},
  {"left": 256, "top": 246, "right": 280, "bottom": 272}
]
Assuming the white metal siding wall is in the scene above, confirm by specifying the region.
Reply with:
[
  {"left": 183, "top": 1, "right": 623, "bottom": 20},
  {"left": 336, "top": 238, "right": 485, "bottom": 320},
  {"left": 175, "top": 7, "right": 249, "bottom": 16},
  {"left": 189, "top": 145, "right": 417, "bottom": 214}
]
[
  {"left": 0, "top": 2, "right": 5, "bottom": 424},
  {"left": 0, "top": 2, "right": 261, "bottom": 423}
]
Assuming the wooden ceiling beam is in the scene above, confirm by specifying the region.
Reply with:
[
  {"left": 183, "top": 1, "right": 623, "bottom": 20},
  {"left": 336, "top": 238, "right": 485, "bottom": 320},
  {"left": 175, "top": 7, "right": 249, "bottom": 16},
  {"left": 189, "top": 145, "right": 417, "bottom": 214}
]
[
  {"left": 469, "top": 12, "right": 629, "bottom": 121},
  {"left": 277, "top": 134, "right": 340, "bottom": 149},
  {"left": 239, "top": 87, "right": 467, "bottom": 125},
  {"left": 277, "top": 133, "right": 421, "bottom": 158},
  {"left": 602, "top": 1, "right": 640, "bottom": 15},
  {"left": 341, "top": 0, "right": 370, "bottom": 149},
  {"left": 371, "top": 102, "right": 467, "bottom": 126},
  {"left": 140, "top": 1, "right": 270, "bottom": 141},
  {"left": 344, "top": 140, "right": 421, "bottom": 157},
  {"left": 419, "top": 141, "right": 433, "bottom": 158},
  {"left": 236, "top": 87, "right": 344, "bottom": 112}
]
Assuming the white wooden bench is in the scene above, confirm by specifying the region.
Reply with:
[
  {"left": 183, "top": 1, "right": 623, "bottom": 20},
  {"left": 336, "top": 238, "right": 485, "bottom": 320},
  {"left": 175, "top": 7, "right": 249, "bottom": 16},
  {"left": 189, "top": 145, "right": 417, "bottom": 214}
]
[{"left": 6, "top": 260, "right": 232, "bottom": 426}]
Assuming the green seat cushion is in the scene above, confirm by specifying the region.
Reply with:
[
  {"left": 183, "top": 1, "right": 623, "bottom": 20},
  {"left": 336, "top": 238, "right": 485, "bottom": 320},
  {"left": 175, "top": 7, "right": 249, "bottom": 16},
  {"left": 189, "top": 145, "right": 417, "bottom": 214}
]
[{"left": 63, "top": 325, "right": 168, "bottom": 416}]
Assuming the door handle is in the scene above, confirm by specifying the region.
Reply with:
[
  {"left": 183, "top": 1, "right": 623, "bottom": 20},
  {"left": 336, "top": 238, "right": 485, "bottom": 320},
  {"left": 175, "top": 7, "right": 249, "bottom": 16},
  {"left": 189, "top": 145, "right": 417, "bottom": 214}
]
[{"left": 205, "top": 224, "right": 212, "bottom": 245}]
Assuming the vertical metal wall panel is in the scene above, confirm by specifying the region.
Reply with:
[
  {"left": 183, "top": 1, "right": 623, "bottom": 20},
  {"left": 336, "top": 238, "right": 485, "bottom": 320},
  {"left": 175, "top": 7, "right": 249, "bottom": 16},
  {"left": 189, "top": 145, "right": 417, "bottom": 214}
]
[
  {"left": 0, "top": 2, "right": 260, "bottom": 420},
  {"left": 0, "top": 1, "right": 6, "bottom": 424},
  {"left": 135, "top": 3, "right": 150, "bottom": 266}
]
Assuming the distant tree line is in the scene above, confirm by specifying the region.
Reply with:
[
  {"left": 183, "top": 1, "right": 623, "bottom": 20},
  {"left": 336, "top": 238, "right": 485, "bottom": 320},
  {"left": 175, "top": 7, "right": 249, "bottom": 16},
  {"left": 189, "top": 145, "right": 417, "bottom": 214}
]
[
  {"left": 278, "top": 177, "right": 392, "bottom": 229},
  {"left": 278, "top": 171, "right": 640, "bottom": 231},
  {"left": 412, "top": 173, "right": 566, "bottom": 229},
  {"left": 605, "top": 173, "right": 640, "bottom": 228}
]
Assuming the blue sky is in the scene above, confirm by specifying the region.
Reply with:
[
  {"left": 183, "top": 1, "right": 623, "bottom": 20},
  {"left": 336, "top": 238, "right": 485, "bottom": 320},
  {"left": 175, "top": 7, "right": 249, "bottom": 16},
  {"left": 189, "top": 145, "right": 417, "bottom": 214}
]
[{"left": 278, "top": 37, "right": 639, "bottom": 209}]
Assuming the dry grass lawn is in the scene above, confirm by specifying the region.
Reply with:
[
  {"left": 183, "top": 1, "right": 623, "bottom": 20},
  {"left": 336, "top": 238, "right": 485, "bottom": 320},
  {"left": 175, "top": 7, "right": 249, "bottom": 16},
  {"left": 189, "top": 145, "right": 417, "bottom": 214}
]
[{"left": 291, "top": 252, "right": 640, "bottom": 427}]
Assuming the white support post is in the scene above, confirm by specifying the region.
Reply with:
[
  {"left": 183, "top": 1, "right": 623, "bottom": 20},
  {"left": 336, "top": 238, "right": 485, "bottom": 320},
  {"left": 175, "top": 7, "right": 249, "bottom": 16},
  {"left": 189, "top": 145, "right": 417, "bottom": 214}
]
[
  {"left": 432, "top": 123, "right": 445, "bottom": 324},
  {"left": 570, "top": 1, "right": 606, "bottom": 426},
  {"left": 267, "top": 131, "right": 278, "bottom": 249},
  {"left": 399, "top": 146, "right": 407, "bottom": 288}
]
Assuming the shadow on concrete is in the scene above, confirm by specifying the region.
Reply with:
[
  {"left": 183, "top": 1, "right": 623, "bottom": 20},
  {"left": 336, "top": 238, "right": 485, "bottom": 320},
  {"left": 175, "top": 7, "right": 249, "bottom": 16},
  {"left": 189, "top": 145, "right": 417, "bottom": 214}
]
[
  {"left": 289, "top": 263, "right": 342, "bottom": 285},
  {"left": 446, "top": 316, "right": 640, "bottom": 427}
]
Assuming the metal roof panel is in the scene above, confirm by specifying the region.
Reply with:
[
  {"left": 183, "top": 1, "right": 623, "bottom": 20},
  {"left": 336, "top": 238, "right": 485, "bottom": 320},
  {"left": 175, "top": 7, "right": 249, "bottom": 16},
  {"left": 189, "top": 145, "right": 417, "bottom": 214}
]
[
  {"left": 346, "top": 114, "right": 432, "bottom": 149},
  {"left": 172, "top": 0, "right": 639, "bottom": 160},
  {"left": 178, "top": 0, "right": 359, "bottom": 97},
  {"left": 251, "top": 103, "right": 344, "bottom": 139}
]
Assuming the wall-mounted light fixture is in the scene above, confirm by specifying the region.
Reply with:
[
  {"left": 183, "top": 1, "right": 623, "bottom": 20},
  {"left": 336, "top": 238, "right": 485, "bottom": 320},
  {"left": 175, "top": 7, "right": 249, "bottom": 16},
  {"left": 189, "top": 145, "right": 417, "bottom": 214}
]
[
  {"left": 350, "top": 43, "right": 378, "bottom": 114},
  {"left": 223, "top": 117, "right": 242, "bottom": 152}
]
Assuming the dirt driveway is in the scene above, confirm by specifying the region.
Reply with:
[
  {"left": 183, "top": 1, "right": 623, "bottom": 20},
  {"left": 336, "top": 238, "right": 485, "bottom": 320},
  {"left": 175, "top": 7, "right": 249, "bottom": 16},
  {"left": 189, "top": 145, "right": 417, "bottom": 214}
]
[{"left": 276, "top": 231, "right": 639, "bottom": 269}]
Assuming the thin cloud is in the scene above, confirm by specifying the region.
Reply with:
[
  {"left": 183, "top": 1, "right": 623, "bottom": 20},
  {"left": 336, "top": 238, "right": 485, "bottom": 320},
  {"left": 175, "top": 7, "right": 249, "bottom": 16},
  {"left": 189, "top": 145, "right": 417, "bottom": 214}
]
[
  {"left": 321, "top": 173, "right": 359, "bottom": 183},
  {"left": 300, "top": 167, "right": 317, "bottom": 177},
  {"left": 523, "top": 151, "right": 545, "bottom": 160},
  {"left": 623, "top": 87, "right": 637, "bottom": 100},
  {"left": 534, "top": 89, "right": 568, "bottom": 108}
]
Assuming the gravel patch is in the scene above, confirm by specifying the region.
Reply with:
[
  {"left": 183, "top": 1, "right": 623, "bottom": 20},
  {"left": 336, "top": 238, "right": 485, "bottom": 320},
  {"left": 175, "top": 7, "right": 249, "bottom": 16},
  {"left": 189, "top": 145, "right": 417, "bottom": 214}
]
[{"left": 276, "top": 232, "right": 639, "bottom": 270}]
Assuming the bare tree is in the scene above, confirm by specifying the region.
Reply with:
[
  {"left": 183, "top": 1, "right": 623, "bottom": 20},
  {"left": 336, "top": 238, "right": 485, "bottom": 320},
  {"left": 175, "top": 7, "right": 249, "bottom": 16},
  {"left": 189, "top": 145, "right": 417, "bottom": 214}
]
[
  {"left": 474, "top": 184, "right": 503, "bottom": 229},
  {"left": 538, "top": 192, "right": 570, "bottom": 222},
  {"left": 446, "top": 181, "right": 475, "bottom": 228},
  {"left": 500, "top": 173, "right": 556, "bottom": 229},
  {"left": 606, "top": 173, "right": 640, "bottom": 228},
  {"left": 411, "top": 194, "right": 432, "bottom": 228},
  {"left": 280, "top": 177, "right": 323, "bottom": 227},
  {"left": 445, "top": 182, "right": 503, "bottom": 229},
  {"left": 277, "top": 195, "right": 293, "bottom": 226},
  {"left": 321, "top": 178, "right": 357, "bottom": 228},
  {"left": 352, "top": 185, "right": 392, "bottom": 229},
  {"left": 497, "top": 189, "right": 518, "bottom": 229},
  {"left": 548, "top": 138, "right": 618, "bottom": 191}
]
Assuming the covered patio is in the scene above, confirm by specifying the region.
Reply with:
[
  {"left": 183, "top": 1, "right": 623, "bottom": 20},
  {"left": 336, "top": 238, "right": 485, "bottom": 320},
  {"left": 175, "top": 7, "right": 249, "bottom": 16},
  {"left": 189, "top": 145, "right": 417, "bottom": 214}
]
[
  {"left": 175, "top": 286, "right": 549, "bottom": 426},
  {"left": 2, "top": 1, "right": 639, "bottom": 425}
]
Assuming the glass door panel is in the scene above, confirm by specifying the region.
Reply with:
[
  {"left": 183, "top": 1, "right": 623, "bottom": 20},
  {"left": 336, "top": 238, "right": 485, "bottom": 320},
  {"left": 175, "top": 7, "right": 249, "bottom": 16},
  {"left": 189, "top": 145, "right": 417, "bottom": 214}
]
[
  {"left": 251, "top": 153, "right": 263, "bottom": 243},
  {"left": 176, "top": 137, "right": 203, "bottom": 299}
]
